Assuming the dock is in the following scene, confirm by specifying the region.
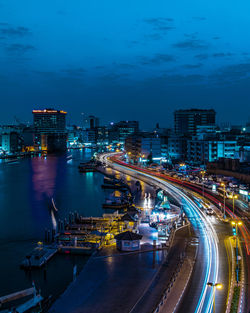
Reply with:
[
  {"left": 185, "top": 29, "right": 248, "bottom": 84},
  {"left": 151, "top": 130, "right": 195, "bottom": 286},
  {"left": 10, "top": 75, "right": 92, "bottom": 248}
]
[
  {"left": 0, "top": 285, "right": 43, "bottom": 313},
  {"left": 20, "top": 210, "right": 139, "bottom": 269},
  {"left": 20, "top": 244, "right": 58, "bottom": 269}
]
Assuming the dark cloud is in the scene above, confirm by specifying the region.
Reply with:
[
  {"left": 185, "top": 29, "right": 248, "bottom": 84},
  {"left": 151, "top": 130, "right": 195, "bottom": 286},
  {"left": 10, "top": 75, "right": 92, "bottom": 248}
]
[
  {"left": 127, "top": 40, "right": 139, "bottom": 47},
  {"left": 144, "top": 74, "right": 205, "bottom": 86},
  {"left": 183, "top": 63, "right": 203, "bottom": 69},
  {"left": 143, "top": 17, "right": 175, "bottom": 32},
  {"left": 0, "top": 26, "right": 31, "bottom": 37},
  {"left": 165, "top": 74, "right": 204, "bottom": 85},
  {"left": 173, "top": 39, "right": 208, "bottom": 50},
  {"left": 194, "top": 53, "right": 209, "bottom": 60},
  {"left": 99, "top": 72, "right": 129, "bottom": 82},
  {"left": 144, "top": 17, "right": 174, "bottom": 25},
  {"left": 212, "top": 52, "right": 234, "bottom": 58},
  {"left": 208, "top": 63, "right": 250, "bottom": 85},
  {"left": 219, "top": 63, "right": 250, "bottom": 78},
  {"left": 61, "top": 68, "right": 86, "bottom": 76},
  {"left": 138, "top": 54, "right": 175, "bottom": 65},
  {"left": 144, "top": 33, "right": 163, "bottom": 41},
  {"left": 6, "top": 43, "right": 35, "bottom": 54},
  {"left": 33, "top": 70, "right": 58, "bottom": 79},
  {"left": 113, "top": 63, "right": 137, "bottom": 70},
  {"left": 184, "top": 32, "right": 198, "bottom": 39}
]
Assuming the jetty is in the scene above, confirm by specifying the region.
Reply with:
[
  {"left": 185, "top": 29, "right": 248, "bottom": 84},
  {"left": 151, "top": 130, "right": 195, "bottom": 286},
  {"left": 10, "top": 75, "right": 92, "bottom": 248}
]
[
  {"left": 20, "top": 210, "right": 140, "bottom": 269},
  {"left": 20, "top": 243, "right": 57, "bottom": 269},
  {"left": 0, "top": 285, "right": 43, "bottom": 313}
]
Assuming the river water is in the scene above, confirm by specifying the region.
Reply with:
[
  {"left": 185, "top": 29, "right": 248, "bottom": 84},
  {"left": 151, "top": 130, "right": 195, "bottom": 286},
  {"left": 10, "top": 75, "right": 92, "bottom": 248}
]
[{"left": 0, "top": 149, "right": 105, "bottom": 300}]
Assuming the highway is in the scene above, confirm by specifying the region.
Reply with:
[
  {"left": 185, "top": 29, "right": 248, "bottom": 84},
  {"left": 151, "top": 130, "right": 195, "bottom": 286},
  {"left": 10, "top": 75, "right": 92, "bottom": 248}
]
[{"left": 100, "top": 153, "right": 230, "bottom": 313}]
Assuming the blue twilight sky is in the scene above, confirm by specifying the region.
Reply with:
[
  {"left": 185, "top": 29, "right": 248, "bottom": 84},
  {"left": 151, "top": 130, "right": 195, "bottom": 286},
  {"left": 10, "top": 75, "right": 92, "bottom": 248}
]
[{"left": 0, "top": 0, "right": 250, "bottom": 128}]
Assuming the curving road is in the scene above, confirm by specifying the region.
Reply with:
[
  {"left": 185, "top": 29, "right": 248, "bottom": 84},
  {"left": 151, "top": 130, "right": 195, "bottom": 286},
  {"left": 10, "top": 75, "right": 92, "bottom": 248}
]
[{"left": 100, "top": 153, "right": 229, "bottom": 313}]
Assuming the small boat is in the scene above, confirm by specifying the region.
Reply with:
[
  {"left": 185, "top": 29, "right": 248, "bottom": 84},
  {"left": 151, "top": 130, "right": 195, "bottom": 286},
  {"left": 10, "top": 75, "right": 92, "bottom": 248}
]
[
  {"left": 103, "top": 177, "right": 120, "bottom": 185},
  {"left": 51, "top": 198, "right": 58, "bottom": 211},
  {"left": 78, "top": 162, "right": 97, "bottom": 172},
  {"left": 102, "top": 198, "right": 129, "bottom": 210},
  {"left": 66, "top": 154, "right": 73, "bottom": 162},
  {"left": 5, "top": 158, "right": 19, "bottom": 164},
  {"left": 20, "top": 244, "right": 57, "bottom": 269}
]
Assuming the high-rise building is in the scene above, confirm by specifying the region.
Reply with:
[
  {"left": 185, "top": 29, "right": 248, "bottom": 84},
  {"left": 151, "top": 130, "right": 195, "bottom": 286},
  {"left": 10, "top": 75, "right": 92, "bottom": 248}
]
[
  {"left": 110, "top": 121, "right": 139, "bottom": 143},
  {"left": 33, "top": 109, "right": 67, "bottom": 152},
  {"left": 174, "top": 109, "right": 216, "bottom": 135},
  {"left": 83, "top": 115, "right": 99, "bottom": 130}
]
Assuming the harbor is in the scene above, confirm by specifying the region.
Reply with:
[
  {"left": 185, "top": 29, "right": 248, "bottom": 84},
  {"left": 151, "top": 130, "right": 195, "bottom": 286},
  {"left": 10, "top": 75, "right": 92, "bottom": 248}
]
[
  {"left": 0, "top": 149, "right": 104, "bottom": 305},
  {"left": 0, "top": 149, "right": 186, "bottom": 312}
]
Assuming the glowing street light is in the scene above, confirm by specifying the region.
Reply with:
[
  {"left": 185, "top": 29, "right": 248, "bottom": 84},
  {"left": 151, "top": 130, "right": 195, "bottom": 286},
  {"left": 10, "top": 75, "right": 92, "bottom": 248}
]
[
  {"left": 207, "top": 282, "right": 223, "bottom": 313},
  {"left": 228, "top": 193, "right": 238, "bottom": 219},
  {"left": 231, "top": 220, "right": 242, "bottom": 284},
  {"left": 200, "top": 170, "right": 206, "bottom": 197},
  {"left": 221, "top": 183, "right": 226, "bottom": 219}
]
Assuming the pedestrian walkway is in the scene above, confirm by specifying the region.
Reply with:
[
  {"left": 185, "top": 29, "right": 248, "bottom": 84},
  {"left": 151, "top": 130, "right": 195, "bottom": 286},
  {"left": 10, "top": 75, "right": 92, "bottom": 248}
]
[{"left": 159, "top": 258, "right": 194, "bottom": 313}]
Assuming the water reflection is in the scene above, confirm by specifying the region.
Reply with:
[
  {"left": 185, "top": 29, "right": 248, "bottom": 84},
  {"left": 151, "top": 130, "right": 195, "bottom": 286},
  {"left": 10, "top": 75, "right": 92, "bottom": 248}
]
[
  {"left": 0, "top": 150, "right": 104, "bottom": 299},
  {"left": 31, "top": 156, "right": 57, "bottom": 200}
]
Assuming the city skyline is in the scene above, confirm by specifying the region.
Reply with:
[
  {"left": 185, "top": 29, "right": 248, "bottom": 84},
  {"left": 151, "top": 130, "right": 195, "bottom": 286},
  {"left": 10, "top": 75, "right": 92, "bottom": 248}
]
[
  {"left": 1, "top": 2, "right": 250, "bottom": 313},
  {"left": 1, "top": 0, "right": 250, "bottom": 127}
]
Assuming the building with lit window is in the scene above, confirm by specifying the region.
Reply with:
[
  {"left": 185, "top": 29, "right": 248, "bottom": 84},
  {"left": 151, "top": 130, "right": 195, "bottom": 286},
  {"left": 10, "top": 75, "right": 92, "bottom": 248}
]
[
  {"left": 174, "top": 109, "right": 216, "bottom": 135},
  {"left": 33, "top": 109, "right": 67, "bottom": 152},
  {"left": 110, "top": 121, "right": 139, "bottom": 144}
]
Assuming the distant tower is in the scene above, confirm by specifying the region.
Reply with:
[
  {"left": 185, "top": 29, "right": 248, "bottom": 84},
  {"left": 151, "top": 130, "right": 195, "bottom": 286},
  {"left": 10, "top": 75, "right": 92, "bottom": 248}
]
[{"left": 83, "top": 115, "right": 99, "bottom": 130}]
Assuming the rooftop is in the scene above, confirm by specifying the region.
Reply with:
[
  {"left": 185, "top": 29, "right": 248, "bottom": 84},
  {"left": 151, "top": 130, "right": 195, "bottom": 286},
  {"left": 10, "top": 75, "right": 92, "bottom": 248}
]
[
  {"left": 32, "top": 109, "right": 67, "bottom": 114},
  {"left": 115, "top": 231, "right": 142, "bottom": 241}
]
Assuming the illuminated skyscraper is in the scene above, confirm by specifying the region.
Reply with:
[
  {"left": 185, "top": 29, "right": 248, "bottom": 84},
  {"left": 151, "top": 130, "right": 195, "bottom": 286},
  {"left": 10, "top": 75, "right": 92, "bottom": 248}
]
[{"left": 32, "top": 108, "right": 67, "bottom": 152}]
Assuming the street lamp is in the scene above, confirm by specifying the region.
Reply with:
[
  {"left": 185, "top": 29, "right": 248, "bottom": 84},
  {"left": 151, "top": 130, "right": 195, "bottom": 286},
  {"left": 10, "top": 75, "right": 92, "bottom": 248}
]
[
  {"left": 207, "top": 282, "right": 223, "bottom": 313},
  {"left": 228, "top": 193, "right": 238, "bottom": 219},
  {"left": 221, "top": 183, "right": 226, "bottom": 219},
  {"left": 231, "top": 220, "right": 242, "bottom": 284},
  {"left": 201, "top": 170, "right": 206, "bottom": 197}
]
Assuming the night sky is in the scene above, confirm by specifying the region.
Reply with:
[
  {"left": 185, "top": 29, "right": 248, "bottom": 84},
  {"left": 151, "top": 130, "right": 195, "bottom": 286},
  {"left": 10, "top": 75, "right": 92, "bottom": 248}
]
[{"left": 0, "top": 0, "right": 250, "bottom": 128}]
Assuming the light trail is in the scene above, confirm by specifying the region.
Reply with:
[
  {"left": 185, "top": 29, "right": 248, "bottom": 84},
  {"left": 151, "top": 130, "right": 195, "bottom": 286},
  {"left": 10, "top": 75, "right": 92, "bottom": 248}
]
[
  {"left": 102, "top": 153, "right": 220, "bottom": 313},
  {"left": 109, "top": 154, "right": 250, "bottom": 255}
]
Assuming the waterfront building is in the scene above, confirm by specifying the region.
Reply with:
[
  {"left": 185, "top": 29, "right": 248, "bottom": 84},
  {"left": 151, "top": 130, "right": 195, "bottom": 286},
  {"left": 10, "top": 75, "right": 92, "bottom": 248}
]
[
  {"left": 0, "top": 125, "right": 24, "bottom": 154},
  {"left": 0, "top": 132, "right": 22, "bottom": 154},
  {"left": 32, "top": 109, "right": 67, "bottom": 152},
  {"left": 174, "top": 109, "right": 216, "bottom": 135},
  {"left": 114, "top": 231, "right": 142, "bottom": 251},
  {"left": 67, "top": 125, "right": 83, "bottom": 148},
  {"left": 21, "top": 126, "right": 36, "bottom": 152}
]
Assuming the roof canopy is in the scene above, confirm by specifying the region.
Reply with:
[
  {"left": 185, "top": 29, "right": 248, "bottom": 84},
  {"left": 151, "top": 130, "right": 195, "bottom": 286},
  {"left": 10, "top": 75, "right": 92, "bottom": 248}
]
[
  {"left": 115, "top": 231, "right": 142, "bottom": 241},
  {"left": 120, "top": 213, "right": 135, "bottom": 222}
]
